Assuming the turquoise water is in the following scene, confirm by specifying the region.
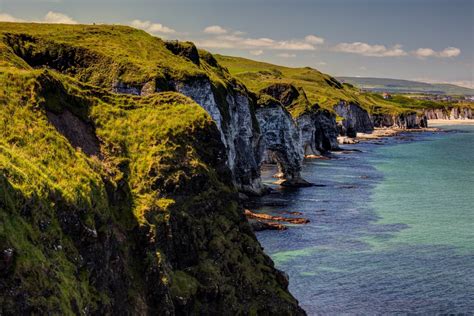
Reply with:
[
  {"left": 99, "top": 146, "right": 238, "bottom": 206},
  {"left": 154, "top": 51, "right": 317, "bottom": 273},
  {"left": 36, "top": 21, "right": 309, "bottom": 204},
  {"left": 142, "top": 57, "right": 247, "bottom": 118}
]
[{"left": 254, "top": 125, "right": 474, "bottom": 314}]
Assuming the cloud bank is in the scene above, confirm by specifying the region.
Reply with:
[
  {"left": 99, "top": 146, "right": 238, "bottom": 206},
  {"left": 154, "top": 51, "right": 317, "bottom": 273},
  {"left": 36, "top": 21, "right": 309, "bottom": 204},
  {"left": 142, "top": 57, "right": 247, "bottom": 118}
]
[
  {"left": 203, "top": 25, "right": 228, "bottom": 34},
  {"left": 197, "top": 27, "right": 325, "bottom": 52},
  {"left": 334, "top": 42, "right": 407, "bottom": 57},
  {"left": 130, "top": 19, "right": 176, "bottom": 34},
  {"left": 413, "top": 47, "right": 461, "bottom": 58},
  {"left": 0, "top": 11, "right": 77, "bottom": 24}
]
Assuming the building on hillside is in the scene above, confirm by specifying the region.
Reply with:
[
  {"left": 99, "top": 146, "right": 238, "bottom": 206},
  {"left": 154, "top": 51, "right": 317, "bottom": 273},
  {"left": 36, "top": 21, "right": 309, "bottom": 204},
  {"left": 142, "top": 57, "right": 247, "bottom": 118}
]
[{"left": 382, "top": 92, "right": 391, "bottom": 99}]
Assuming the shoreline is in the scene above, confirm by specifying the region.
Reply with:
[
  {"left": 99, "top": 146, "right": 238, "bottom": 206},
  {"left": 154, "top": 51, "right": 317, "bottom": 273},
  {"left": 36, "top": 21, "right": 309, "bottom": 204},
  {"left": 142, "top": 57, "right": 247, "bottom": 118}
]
[
  {"left": 428, "top": 119, "right": 474, "bottom": 125},
  {"left": 337, "top": 126, "right": 441, "bottom": 144}
]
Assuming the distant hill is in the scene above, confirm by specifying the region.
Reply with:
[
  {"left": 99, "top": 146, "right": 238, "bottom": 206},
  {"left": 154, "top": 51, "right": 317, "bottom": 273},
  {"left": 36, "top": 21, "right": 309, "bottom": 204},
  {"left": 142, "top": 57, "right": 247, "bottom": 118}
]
[{"left": 337, "top": 77, "right": 474, "bottom": 96}]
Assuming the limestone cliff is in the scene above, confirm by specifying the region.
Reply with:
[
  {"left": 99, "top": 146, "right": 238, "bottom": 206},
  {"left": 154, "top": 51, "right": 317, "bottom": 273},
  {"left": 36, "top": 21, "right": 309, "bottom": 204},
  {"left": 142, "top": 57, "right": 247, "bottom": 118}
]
[
  {"left": 372, "top": 112, "right": 428, "bottom": 128},
  {"left": 259, "top": 83, "right": 339, "bottom": 155},
  {"left": 424, "top": 107, "right": 473, "bottom": 120},
  {"left": 171, "top": 73, "right": 263, "bottom": 194},
  {"left": 254, "top": 94, "right": 307, "bottom": 187},
  {"left": 333, "top": 101, "right": 374, "bottom": 137}
]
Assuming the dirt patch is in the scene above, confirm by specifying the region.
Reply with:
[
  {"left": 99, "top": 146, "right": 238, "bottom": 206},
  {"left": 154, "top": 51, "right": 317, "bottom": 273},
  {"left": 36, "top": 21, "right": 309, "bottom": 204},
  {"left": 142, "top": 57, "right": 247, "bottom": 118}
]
[{"left": 46, "top": 110, "right": 101, "bottom": 157}]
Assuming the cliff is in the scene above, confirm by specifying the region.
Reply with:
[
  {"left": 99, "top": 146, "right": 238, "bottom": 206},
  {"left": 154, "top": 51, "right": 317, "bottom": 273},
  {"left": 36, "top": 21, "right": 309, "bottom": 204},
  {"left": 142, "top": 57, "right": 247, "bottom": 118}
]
[
  {"left": 215, "top": 55, "right": 474, "bottom": 136},
  {"left": 259, "top": 83, "right": 339, "bottom": 154},
  {"left": 0, "top": 23, "right": 304, "bottom": 314},
  {"left": 372, "top": 112, "right": 428, "bottom": 129},
  {"left": 424, "top": 107, "right": 473, "bottom": 120},
  {"left": 0, "top": 23, "right": 267, "bottom": 195},
  {"left": 254, "top": 94, "right": 309, "bottom": 187},
  {"left": 333, "top": 102, "right": 374, "bottom": 137}
]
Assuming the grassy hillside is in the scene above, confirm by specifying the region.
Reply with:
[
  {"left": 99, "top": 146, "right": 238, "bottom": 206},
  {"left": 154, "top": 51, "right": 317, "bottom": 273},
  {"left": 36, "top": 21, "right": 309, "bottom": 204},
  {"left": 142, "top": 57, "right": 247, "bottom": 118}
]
[
  {"left": 338, "top": 77, "right": 474, "bottom": 95},
  {"left": 0, "top": 23, "right": 301, "bottom": 314},
  {"left": 0, "top": 22, "right": 248, "bottom": 105},
  {"left": 216, "top": 55, "right": 473, "bottom": 115}
]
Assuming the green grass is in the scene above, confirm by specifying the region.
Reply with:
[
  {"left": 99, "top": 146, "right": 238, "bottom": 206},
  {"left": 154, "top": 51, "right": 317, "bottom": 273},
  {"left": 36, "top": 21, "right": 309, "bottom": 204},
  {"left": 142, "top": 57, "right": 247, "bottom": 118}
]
[
  {"left": 215, "top": 54, "right": 473, "bottom": 115},
  {"left": 0, "top": 22, "right": 205, "bottom": 88}
]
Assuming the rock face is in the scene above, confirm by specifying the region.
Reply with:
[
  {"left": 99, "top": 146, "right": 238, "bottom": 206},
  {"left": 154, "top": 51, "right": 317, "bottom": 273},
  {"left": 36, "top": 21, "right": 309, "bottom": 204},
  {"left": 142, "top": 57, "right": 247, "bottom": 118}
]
[
  {"left": 334, "top": 101, "right": 374, "bottom": 137},
  {"left": 424, "top": 107, "right": 473, "bottom": 120},
  {"left": 259, "top": 83, "right": 339, "bottom": 155},
  {"left": 255, "top": 95, "right": 306, "bottom": 187},
  {"left": 372, "top": 113, "right": 428, "bottom": 128},
  {"left": 173, "top": 77, "right": 264, "bottom": 194},
  {"left": 297, "top": 111, "right": 339, "bottom": 155}
]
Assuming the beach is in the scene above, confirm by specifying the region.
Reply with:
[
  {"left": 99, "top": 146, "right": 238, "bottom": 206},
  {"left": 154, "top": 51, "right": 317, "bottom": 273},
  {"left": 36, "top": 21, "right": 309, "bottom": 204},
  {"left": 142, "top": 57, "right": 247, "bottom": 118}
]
[{"left": 429, "top": 119, "right": 474, "bottom": 125}]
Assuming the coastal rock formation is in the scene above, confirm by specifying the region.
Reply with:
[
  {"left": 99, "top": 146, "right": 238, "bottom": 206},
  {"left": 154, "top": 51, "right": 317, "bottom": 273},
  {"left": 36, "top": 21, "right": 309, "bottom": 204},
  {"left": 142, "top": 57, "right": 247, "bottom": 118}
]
[
  {"left": 297, "top": 111, "right": 339, "bottom": 154},
  {"left": 255, "top": 95, "right": 307, "bottom": 187},
  {"left": 372, "top": 112, "right": 428, "bottom": 128},
  {"left": 172, "top": 75, "right": 264, "bottom": 194},
  {"left": 334, "top": 101, "right": 374, "bottom": 137},
  {"left": 260, "top": 83, "right": 339, "bottom": 155},
  {"left": 424, "top": 107, "right": 473, "bottom": 120}
]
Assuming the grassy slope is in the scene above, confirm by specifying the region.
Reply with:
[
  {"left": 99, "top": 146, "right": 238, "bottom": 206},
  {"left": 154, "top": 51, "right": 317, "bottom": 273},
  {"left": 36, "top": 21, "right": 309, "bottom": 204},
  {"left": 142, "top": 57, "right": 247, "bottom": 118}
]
[
  {"left": 0, "top": 23, "right": 299, "bottom": 314},
  {"left": 0, "top": 22, "right": 203, "bottom": 87},
  {"left": 216, "top": 55, "right": 473, "bottom": 115}
]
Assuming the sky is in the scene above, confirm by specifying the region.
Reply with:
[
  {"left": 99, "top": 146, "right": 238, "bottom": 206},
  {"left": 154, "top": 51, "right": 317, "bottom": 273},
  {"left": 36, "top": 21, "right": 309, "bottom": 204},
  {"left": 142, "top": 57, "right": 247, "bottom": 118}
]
[{"left": 1, "top": 0, "right": 473, "bottom": 88}]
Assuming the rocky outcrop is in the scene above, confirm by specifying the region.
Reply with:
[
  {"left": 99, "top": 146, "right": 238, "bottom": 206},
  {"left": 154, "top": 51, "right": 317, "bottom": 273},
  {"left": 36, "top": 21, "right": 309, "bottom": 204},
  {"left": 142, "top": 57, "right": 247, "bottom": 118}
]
[
  {"left": 255, "top": 95, "right": 308, "bottom": 187},
  {"left": 173, "top": 77, "right": 264, "bottom": 194},
  {"left": 297, "top": 111, "right": 339, "bottom": 155},
  {"left": 260, "top": 83, "right": 302, "bottom": 107},
  {"left": 260, "top": 83, "right": 339, "bottom": 155},
  {"left": 372, "top": 112, "right": 428, "bottom": 128},
  {"left": 334, "top": 101, "right": 374, "bottom": 137},
  {"left": 164, "top": 40, "right": 200, "bottom": 66},
  {"left": 424, "top": 107, "right": 473, "bottom": 120}
]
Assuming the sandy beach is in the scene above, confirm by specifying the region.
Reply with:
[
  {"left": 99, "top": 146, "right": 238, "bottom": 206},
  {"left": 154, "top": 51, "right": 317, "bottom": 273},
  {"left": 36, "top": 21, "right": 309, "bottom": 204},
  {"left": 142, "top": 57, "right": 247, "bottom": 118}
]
[
  {"left": 428, "top": 119, "right": 474, "bottom": 125},
  {"left": 355, "top": 126, "right": 440, "bottom": 141}
]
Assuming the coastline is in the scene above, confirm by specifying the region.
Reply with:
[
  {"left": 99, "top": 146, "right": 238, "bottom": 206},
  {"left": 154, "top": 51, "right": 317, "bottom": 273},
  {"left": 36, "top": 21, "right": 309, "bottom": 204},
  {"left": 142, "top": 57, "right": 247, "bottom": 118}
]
[
  {"left": 428, "top": 119, "right": 474, "bottom": 125},
  {"left": 336, "top": 126, "right": 441, "bottom": 144}
]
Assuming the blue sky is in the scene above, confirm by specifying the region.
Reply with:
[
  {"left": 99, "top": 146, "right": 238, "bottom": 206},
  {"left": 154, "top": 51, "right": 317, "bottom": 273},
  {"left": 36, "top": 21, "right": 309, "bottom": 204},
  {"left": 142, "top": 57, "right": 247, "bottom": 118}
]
[{"left": 1, "top": 0, "right": 473, "bottom": 87}]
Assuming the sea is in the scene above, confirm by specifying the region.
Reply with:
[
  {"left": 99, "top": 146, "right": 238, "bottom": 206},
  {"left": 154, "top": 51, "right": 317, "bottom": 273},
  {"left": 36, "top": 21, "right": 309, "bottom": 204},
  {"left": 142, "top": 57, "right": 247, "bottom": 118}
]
[{"left": 254, "top": 124, "right": 474, "bottom": 314}]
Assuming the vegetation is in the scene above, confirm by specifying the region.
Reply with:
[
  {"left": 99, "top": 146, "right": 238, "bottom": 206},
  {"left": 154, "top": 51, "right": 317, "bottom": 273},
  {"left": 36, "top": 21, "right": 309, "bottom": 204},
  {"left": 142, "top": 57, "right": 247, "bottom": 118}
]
[
  {"left": 0, "top": 23, "right": 301, "bottom": 314},
  {"left": 215, "top": 55, "right": 473, "bottom": 115}
]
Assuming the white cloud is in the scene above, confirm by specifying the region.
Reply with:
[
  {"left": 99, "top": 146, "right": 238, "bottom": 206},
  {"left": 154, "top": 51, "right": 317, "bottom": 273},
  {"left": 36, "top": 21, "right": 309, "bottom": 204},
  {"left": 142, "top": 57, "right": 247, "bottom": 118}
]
[
  {"left": 305, "top": 35, "right": 324, "bottom": 45},
  {"left": 131, "top": 19, "right": 176, "bottom": 35},
  {"left": 413, "top": 46, "right": 461, "bottom": 58},
  {"left": 0, "top": 12, "right": 24, "bottom": 22},
  {"left": 316, "top": 61, "right": 327, "bottom": 66},
  {"left": 249, "top": 50, "right": 263, "bottom": 56},
  {"left": 196, "top": 34, "right": 317, "bottom": 51},
  {"left": 0, "top": 11, "right": 77, "bottom": 24},
  {"left": 334, "top": 42, "right": 407, "bottom": 57},
  {"left": 439, "top": 47, "right": 461, "bottom": 57},
  {"left": 43, "top": 11, "right": 77, "bottom": 24},
  {"left": 413, "top": 48, "right": 436, "bottom": 58},
  {"left": 203, "top": 25, "right": 228, "bottom": 34},
  {"left": 277, "top": 53, "right": 296, "bottom": 58}
]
